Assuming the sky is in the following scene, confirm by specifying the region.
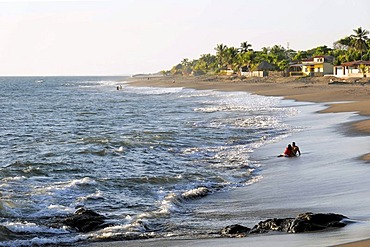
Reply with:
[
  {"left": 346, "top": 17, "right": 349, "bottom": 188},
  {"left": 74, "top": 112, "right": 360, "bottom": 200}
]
[{"left": 0, "top": 0, "right": 369, "bottom": 76}]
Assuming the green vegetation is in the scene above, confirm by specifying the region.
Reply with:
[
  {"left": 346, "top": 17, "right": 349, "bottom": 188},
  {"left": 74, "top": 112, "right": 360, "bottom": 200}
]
[{"left": 163, "top": 27, "right": 370, "bottom": 76}]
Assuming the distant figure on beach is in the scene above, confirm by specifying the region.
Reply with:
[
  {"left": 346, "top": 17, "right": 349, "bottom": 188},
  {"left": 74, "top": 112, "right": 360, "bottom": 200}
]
[
  {"left": 116, "top": 86, "right": 120, "bottom": 90},
  {"left": 278, "top": 144, "right": 294, "bottom": 157},
  {"left": 292, "top": 142, "right": 301, "bottom": 156}
]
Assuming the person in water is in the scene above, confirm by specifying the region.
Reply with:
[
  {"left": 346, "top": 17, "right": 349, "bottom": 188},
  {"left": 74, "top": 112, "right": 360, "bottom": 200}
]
[
  {"left": 283, "top": 144, "right": 294, "bottom": 157},
  {"left": 292, "top": 142, "right": 301, "bottom": 156},
  {"left": 278, "top": 144, "right": 294, "bottom": 157}
]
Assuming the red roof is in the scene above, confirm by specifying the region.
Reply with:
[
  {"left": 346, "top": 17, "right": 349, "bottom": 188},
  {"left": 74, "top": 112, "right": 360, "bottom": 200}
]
[{"left": 340, "top": 60, "right": 370, "bottom": 66}]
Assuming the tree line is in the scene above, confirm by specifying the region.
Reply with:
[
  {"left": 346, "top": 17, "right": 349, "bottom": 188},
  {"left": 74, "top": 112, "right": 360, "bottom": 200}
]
[{"left": 163, "top": 27, "right": 370, "bottom": 76}]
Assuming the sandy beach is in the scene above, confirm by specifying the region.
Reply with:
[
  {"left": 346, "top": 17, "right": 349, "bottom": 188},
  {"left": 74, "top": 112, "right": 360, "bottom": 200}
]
[{"left": 125, "top": 75, "right": 370, "bottom": 247}]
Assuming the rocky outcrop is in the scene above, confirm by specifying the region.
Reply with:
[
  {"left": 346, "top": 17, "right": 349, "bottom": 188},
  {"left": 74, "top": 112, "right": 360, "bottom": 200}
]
[
  {"left": 61, "top": 207, "right": 108, "bottom": 232},
  {"left": 220, "top": 224, "right": 251, "bottom": 237},
  {"left": 221, "top": 212, "right": 348, "bottom": 237}
]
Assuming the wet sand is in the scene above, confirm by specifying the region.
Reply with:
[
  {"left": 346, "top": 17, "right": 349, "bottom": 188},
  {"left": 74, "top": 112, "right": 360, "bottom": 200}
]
[{"left": 88, "top": 75, "right": 370, "bottom": 247}]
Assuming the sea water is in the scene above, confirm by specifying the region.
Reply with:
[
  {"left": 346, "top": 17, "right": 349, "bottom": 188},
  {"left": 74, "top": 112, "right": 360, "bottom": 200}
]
[{"left": 0, "top": 77, "right": 369, "bottom": 246}]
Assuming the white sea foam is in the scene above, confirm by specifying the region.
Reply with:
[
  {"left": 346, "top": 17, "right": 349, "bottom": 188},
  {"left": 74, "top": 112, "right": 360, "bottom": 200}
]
[
  {"left": 2, "top": 221, "right": 69, "bottom": 234},
  {"left": 0, "top": 235, "right": 86, "bottom": 247},
  {"left": 181, "top": 187, "right": 210, "bottom": 200},
  {"left": 77, "top": 190, "right": 104, "bottom": 202},
  {"left": 158, "top": 193, "right": 180, "bottom": 214},
  {"left": 244, "top": 175, "right": 263, "bottom": 185},
  {"left": 0, "top": 176, "right": 26, "bottom": 183},
  {"left": 79, "top": 80, "right": 120, "bottom": 89},
  {"left": 41, "top": 177, "right": 96, "bottom": 193},
  {"left": 125, "top": 86, "right": 184, "bottom": 95},
  {"left": 47, "top": 204, "right": 75, "bottom": 213}
]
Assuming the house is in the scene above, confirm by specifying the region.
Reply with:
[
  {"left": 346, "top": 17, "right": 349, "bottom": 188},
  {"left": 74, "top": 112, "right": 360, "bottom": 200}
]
[
  {"left": 239, "top": 61, "right": 274, "bottom": 77},
  {"left": 289, "top": 55, "right": 334, "bottom": 77},
  {"left": 239, "top": 65, "right": 251, "bottom": 76},
  {"left": 220, "top": 65, "right": 234, "bottom": 75},
  {"left": 333, "top": 60, "right": 370, "bottom": 78},
  {"left": 253, "top": 61, "right": 275, "bottom": 77}
]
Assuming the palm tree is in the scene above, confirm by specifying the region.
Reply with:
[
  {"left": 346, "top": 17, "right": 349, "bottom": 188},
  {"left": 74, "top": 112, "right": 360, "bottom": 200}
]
[
  {"left": 225, "top": 47, "right": 238, "bottom": 65},
  {"left": 239, "top": 41, "right": 252, "bottom": 53},
  {"left": 199, "top": 54, "right": 217, "bottom": 72},
  {"left": 181, "top": 58, "right": 192, "bottom": 75},
  {"left": 334, "top": 36, "right": 353, "bottom": 50},
  {"left": 350, "top": 27, "right": 369, "bottom": 57},
  {"left": 215, "top": 44, "right": 228, "bottom": 68}
]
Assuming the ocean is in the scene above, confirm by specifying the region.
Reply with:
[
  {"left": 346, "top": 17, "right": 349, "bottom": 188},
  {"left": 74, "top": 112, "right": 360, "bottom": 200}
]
[{"left": 1, "top": 76, "right": 370, "bottom": 247}]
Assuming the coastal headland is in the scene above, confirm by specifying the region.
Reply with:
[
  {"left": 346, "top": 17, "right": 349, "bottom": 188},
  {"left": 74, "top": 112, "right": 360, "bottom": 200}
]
[{"left": 122, "top": 75, "right": 370, "bottom": 247}]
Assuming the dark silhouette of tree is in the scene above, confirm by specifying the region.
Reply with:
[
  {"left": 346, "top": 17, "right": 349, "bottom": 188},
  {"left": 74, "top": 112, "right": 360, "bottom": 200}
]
[
  {"left": 350, "top": 27, "right": 369, "bottom": 56},
  {"left": 239, "top": 41, "right": 253, "bottom": 53}
]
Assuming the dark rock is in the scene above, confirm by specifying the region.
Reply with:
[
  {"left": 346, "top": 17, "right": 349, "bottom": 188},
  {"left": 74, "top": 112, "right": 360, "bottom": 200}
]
[
  {"left": 287, "top": 212, "right": 348, "bottom": 233},
  {"left": 62, "top": 207, "right": 108, "bottom": 232},
  {"left": 221, "top": 212, "right": 348, "bottom": 237},
  {"left": 220, "top": 224, "right": 251, "bottom": 236},
  {"left": 250, "top": 217, "right": 294, "bottom": 234}
]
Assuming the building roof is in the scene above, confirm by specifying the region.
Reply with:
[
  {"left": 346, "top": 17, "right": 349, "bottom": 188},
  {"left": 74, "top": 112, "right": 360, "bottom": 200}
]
[
  {"left": 340, "top": 60, "right": 370, "bottom": 67},
  {"left": 312, "top": 55, "right": 333, "bottom": 59},
  {"left": 289, "top": 63, "right": 303, "bottom": 67},
  {"left": 301, "top": 55, "right": 334, "bottom": 63},
  {"left": 256, "top": 61, "right": 275, "bottom": 71}
]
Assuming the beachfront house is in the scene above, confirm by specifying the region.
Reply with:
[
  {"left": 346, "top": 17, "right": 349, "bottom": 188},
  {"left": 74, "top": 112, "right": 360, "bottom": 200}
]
[
  {"left": 253, "top": 61, "right": 275, "bottom": 77},
  {"left": 220, "top": 65, "right": 234, "bottom": 75},
  {"left": 239, "top": 65, "right": 251, "bottom": 76},
  {"left": 240, "top": 61, "right": 275, "bottom": 77},
  {"left": 289, "top": 55, "right": 334, "bottom": 77},
  {"left": 333, "top": 60, "right": 370, "bottom": 78}
]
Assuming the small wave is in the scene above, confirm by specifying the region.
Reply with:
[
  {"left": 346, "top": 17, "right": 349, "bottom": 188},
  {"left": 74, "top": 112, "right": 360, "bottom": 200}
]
[
  {"left": 1, "top": 176, "right": 26, "bottom": 183},
  {"left": 178, "top": 90, "right": 217, "bottom": 98},
  {"left": 0, "top": 221, "right": 81, "bottom": 247},
  {"left": 181, "top": 187, "right": 210, "bottom": 200},
  {"left": 78, "top": 80, "right": 120, "bottom": 89},
  {"left": 77, "top": 190, "right": 104, "bottom": 202},
  {"left": 65, "top": 177, "right": 97, "bottom": 187},
  {"left": 0, "top": 235, "right": 86, "bottom": 247},
  {"left": 194, "top": 105, "right": 250, "bottom": 113},
  {"left": 3, "top": 221, "right": 69, "bottom": 234},
  {"left": 88, "top": 224, "right": 156, "bottom": 242},
  {"left": 125, "top": 86, "right": 184, "bottom": 95},
  {"left": 233, "top": 116, "right": 282, "bottom": 129},
  {"left": 157, "top": 186, "right": 212, "bottom": 215},
  {"left": 39, "top": 177, "right": 97, "bottom": 196},
  {"left": 245, "top": 175, "right": 263, "bottom": 185},
  {"left": 46, "top": 204, "right": 75, "bottom": 214}
]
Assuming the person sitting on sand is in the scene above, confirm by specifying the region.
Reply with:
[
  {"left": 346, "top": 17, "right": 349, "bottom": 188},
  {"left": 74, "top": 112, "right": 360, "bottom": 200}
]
[
  {"left": 292, "top": 142, "right": 301, "bottom": 156},
  {"left": 278, "top": 144, "right": 294, "bottom": 157}
]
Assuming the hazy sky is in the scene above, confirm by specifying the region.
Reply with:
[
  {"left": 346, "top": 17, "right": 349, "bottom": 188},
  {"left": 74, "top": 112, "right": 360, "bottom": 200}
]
[{"left": 0, "top": 0, "right": 369, "bottom": 76}]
